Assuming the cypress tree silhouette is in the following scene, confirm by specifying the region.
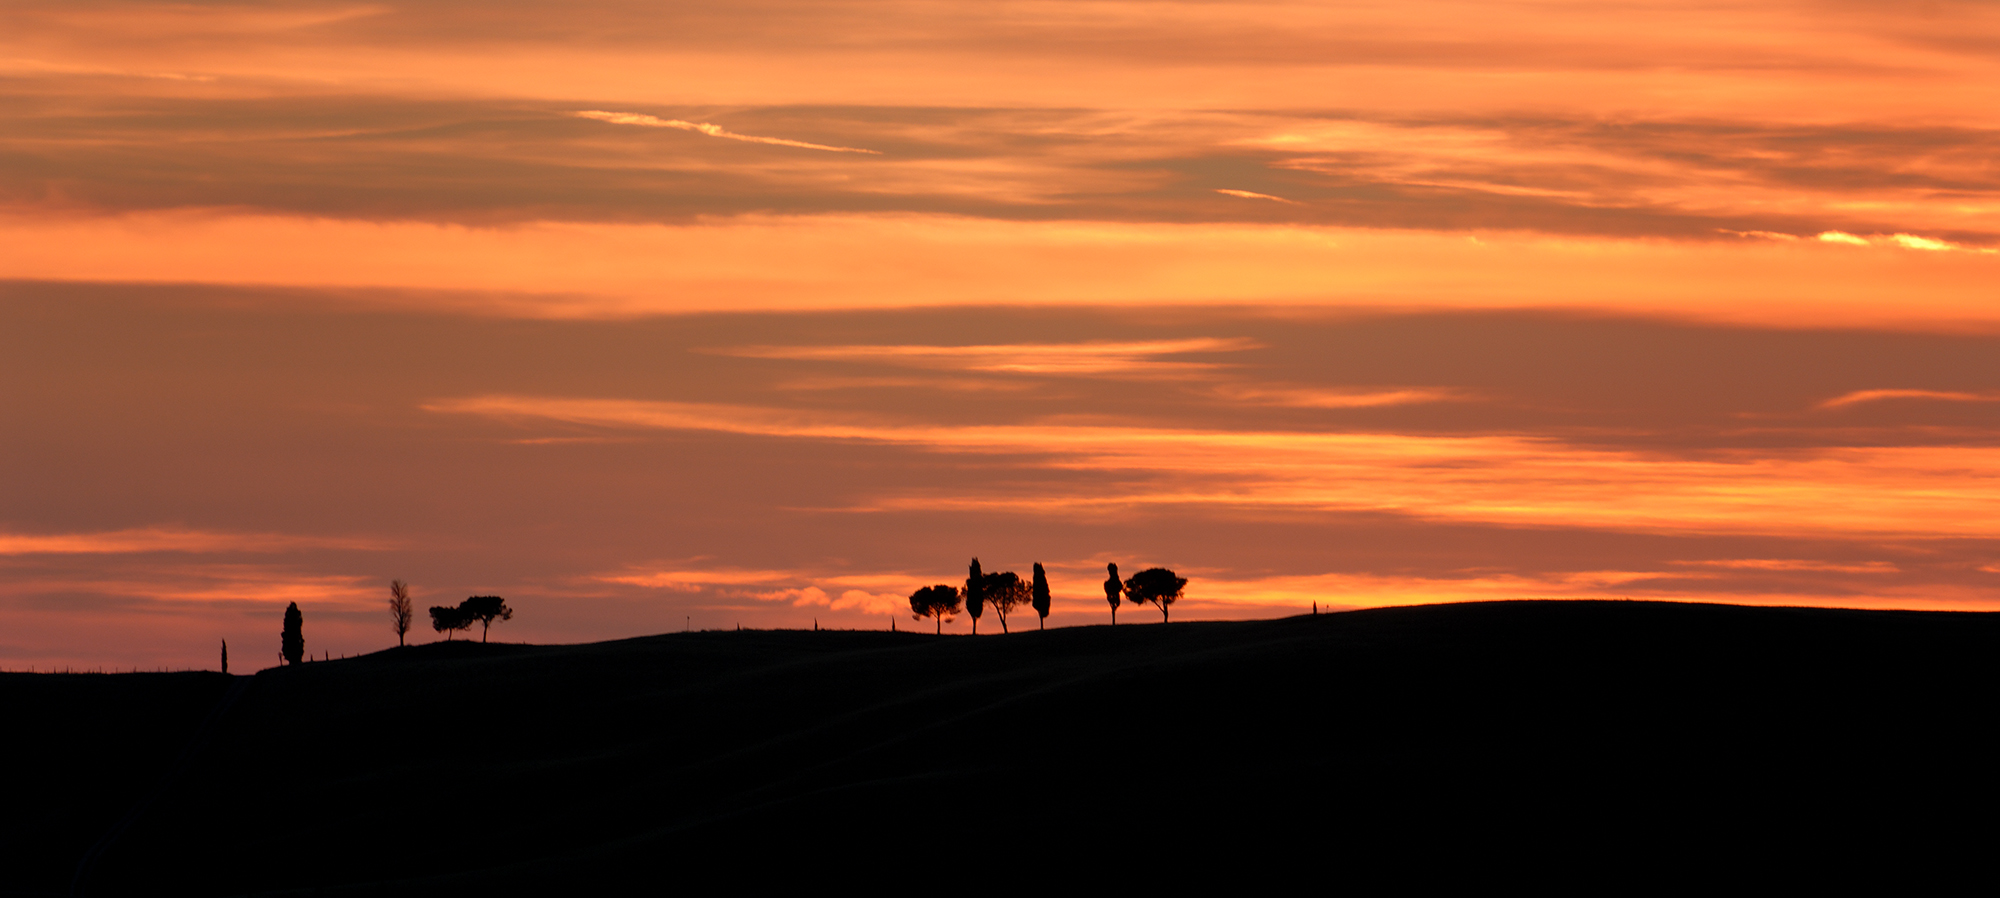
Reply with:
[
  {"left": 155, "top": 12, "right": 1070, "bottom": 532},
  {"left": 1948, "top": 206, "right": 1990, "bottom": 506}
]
[
  {"left": 908, "top": 584, "right": 961, "bottom": 634},
  {"left": 964, "top": 558, "right": 985, "bottom": 635},
  {"left": 1104, "top": 563, "right": 1123, "bottom": 626},
  {"left": 1123, "top": 568, "right": 1186, "bottom": 622},
  {"left": 461, "top": 596, "right": 513, "bottom": 643},
  {"left": 220, "top": 639, "right": 228, "bottom": 674},
  {"left": 281, "top": 603, "right": 304, "bottom": 665},
  {"left": 982, "top": 570, "right": 1030, "bottom": 634},
  {"left": 1031, "top": 562, "right": 1051, "bottom": 630}
]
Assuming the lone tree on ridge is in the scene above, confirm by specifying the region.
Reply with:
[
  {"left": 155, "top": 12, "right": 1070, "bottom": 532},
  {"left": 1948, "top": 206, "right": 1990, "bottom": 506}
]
[
  {"left": 908, "top": 583, "right": 962, "bottom": 634},
  {"left": 965, "top": 558, "right": 986, "bottom": 635},
  {"left": 1123, "top": 568, "right": 1187, "bottom": 623},
  {"left": 389, "top": 580, "right": 414, "bottom": 647},
  {"left": 430, "top": 604, "right": 474, "bottom": 641},
  {"left": 1103, "top": 563, "right": 1123, "bottom": 625},
  {"left": 281, "top": 602, "right": 304, "bottom": 666},
  {"left": 461, "top": 596, "right": 514, "bottom": 643},
  {"left": 982, "top": 570, "right": 1030, "bottom": 633},
  {"left": 1031, "top": 562, "right": 1051, "bottom": 630}
]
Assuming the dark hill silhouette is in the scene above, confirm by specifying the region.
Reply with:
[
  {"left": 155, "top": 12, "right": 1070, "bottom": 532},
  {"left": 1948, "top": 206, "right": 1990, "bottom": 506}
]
[{"left": 6, "top": 600, "right": 1995, "bottom": 894}]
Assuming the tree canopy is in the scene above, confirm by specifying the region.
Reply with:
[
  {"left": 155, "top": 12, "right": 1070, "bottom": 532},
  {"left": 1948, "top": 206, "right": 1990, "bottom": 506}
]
[
  {"left": 1123, "top": 568, "right": 1187, "bottom": 622},
  {"left": 908, "top": 584, "right": 962, "bottom": 634},
  {"left": 430, "top": 604, "right": 474, "bottom": 641},
  {"left": 982, "top": 570, "right": 1030, "bottom": 633},
  {"left": 461, "top": 595, "right": 514, "bottom": 643}
]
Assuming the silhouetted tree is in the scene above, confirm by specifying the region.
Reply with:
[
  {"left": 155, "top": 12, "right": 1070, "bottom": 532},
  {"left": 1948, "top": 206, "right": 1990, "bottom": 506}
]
[
  {"left": 1031, "top": 562, "right": 1051, "bottom": 630},
  {"left": 1123, "top": 568, "right": 1187, "bottom": 623},
  {"left": 908, "top": 583, "right": 961, "bottom": 634},
  {"left": 220, "top": 639, "right": 228, "bottom": 674},
  {"left": 461, "top": 596, "right": 514, "bottom": 643},
  {"left": 965, "top": 558, "right": 986, "bottom": 635},
  {"left": 982, "top": 570, "right": 1030, "bottom": 634},
  {"left": 281, "top": 602, "right": 304, "bottom": 665},
  {"left": 1104, "top": 563, "right": 1123, "bottom": 625},
  {"left": 430, "top": 605, "right": 474, "bottom": 641},
  {"left": 389, "top": 580, "right": 414, "bottom": 647}
]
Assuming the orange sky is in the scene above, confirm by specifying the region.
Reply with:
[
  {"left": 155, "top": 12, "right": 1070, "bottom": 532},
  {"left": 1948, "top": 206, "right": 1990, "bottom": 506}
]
[{"left": 3, "top": 0, "right": 1997, "bottom": 669}]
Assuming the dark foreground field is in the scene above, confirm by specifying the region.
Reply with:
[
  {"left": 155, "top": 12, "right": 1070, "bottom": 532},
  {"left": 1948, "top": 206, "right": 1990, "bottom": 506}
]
[{"left": 6, "top": 600, "right": 1997, "bottom": 895}]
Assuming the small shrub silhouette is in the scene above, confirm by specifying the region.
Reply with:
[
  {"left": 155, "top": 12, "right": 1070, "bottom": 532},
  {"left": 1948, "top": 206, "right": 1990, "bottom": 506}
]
[
  {"left": 908, "top": 584, "right": 962, "bottom": 634},
  {"left": 281, "top": 602, "right": 304, "bottom": 665},
  {"left": 1123, "top": 568, "right": 1186, "bottom": 623},
  {"left": 1031, "top": 562, "right": 1051, "bottom": 630}
]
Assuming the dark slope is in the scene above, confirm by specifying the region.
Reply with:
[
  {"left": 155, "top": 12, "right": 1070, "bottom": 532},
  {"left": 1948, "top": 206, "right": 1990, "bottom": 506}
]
[{"left": 10, "top": 600, "right": 1998, "bottom": 895}]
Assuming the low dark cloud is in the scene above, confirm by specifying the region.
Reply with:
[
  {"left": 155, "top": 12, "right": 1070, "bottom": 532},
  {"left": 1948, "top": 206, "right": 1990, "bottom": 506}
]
[
  {"left": 3, "top": 0, "right": 1927, "bottom": 73},
  {"left": 4, "top": 90, "right": 1995, "bottom": 242}
]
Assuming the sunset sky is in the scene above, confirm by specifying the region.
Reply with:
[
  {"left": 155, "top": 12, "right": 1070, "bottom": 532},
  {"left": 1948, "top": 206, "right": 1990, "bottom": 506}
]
[{"left": 4, "top": 0, "right": 1998, "bottom": 670}]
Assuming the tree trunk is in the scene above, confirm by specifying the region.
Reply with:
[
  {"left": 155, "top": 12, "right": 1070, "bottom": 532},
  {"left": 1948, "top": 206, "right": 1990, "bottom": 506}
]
[{"left": 935, "top": 617, "right": 941, "bottom": 635}]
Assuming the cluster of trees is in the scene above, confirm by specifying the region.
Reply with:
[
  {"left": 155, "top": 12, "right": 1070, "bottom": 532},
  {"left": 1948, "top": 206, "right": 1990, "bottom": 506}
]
[
  {"left": 1103, "top": 563, "right": 1187, "bottom": 624},
  {"left": 428, "top": 594, "right": 514, "bottom": 642},
  {"left": 280, "top": 565, "right": 1177, "bottom": 665},
  {"left": 909, "top": 559, "right": 1184, "bottom": 633},
  {"left": 272, "top": 587, "right": 519, "bottom": 670},
  {"left": 391, "top": 582, "right": 518, "bottom": 644}
]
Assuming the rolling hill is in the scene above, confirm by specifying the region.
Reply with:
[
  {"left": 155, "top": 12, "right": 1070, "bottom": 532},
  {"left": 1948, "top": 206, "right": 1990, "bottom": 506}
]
[{"left": 7, "top": 600, "right": 1995, "bottom": 895}]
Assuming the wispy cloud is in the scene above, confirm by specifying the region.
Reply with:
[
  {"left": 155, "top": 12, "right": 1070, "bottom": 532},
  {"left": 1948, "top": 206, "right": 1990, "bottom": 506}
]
[
  {"left": 1204, "top": 384, "right": 1465, "bottom": 409},
  {"left": 1215, "top": 188, "right": 1302, "bottom": 205},
  {"left": 427, "top": 395, "right": 2000, "bottom": 539},
  {"left": 1818, "top": 388, "right": 2000, "bottom": 409},
  {"left": 1096, "top": 566, "right": 1980, "bottom": 613},
  {"left": 1886, "top": 233, "right": 1997, "bottom": 253},
  {"left": 574, "top": 110, "right": 882, "bottom": 154},
  {"left": 599, "top": 565, "right": 917, "bottom": 615},
  {"left": 0, "top": 564, "right": 382, "bottom": 608},
  {"left": 599, "top": 567, "right": 808, "bottom": 591},
  {"left": 1670, "top": 558, "right": 1899, "bottom": 574},
  {"left": 772, "top": 375, "right": 1036, "bottom": 392},
  {"left": 1817, "top": 231, "right": 1997, "bottom": 253},
  {"left": 0, "top": 527, "right": 390, "bottom": 555},
  {"left": 1719, "top": 229, "right": 1800, "bottom": 241},
  {"left": 711, "top": 337, "right": 1260, "bottom": 375}
]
